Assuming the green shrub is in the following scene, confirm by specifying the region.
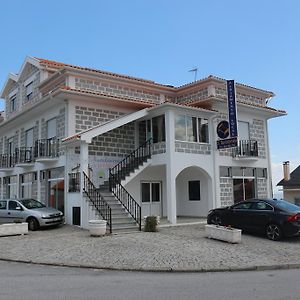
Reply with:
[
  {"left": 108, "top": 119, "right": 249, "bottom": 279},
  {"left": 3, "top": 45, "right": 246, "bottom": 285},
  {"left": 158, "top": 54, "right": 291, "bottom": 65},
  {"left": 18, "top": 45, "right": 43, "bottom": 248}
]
[{"left": 144, "top": 216, "right": 158, "bottom": 232}]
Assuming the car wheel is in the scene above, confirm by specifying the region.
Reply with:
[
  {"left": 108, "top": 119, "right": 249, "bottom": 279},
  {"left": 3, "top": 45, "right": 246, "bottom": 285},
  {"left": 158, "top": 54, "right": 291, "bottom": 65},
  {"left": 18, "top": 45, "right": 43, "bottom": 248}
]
[
  {"left": 27, "top": 217, "right": 39, "bottom": 231},
  {"left": 211, "top": 214, "right": 222, "bottom": 225},
  {"left": 266, "top": 224, "right": 282, "bottom": 241}
]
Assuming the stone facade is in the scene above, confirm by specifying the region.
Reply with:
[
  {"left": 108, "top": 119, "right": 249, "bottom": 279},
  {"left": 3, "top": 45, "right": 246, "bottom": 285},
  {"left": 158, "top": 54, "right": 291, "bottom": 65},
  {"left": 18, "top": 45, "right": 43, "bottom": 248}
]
[
  {"left": 75, "top": 78, "right": 161, "bottom": 104},
  {"left": 175, "top": 141, "right": 211, "bottom": 155},
  {"left": 176, "top": 87, "right": 208, "bottom": 104},
  {"left": 215, "top": 87, "right": 265, "bottom": 106},
  {"left": 89, "top": 122, "right": 135, "bottom": 157},
  {"left": 75, "top": 106, "right": 124, "bottom": 132},
  {"left": 220, "top": 177, "right": 233, "bottom": 207},
  {"left": 250, "top": 119, "right": 266, "bottom": 158},
  {"left": 152, "top": 142, "right": 166, "bottom": 155},
  {"left": 257, "top": 178, "right": 268, "bottom": 198}
]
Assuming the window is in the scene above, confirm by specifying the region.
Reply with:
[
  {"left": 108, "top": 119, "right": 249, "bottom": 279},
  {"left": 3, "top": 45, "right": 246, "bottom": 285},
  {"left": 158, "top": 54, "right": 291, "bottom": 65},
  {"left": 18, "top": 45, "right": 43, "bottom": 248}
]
[
  {"left": 47, "top": 118, "right": 57, "bottom": 139},
  {"left": 0, "top": 200, "right": 7, "bottom": 210},
  {"left": 26, "top": 128, "right": 34, "bottom": 148},
  {"left": 175, "top": 114, "right": 209, "bottom": 143},
  {"left": 238, "top": 121, "right": 250, "bottom": 141},
  {"left": 256, "top": 168, "right": 267, "bottom": 179},
  {"left": 198, "top": 118, "right": 209, "bottom": 143},
  {"left": 252, "top": 202, "right": 273, "bottom": 211},
  {"left": 141, "top": 182, "right": 161, "bottom": 203},
  {"left": 220, "top": 166, "right": 231, "bottom": 177},
  {"left": 10, "top": 96, "right": 16, "bottom": 112},
  {"left": 233, "top": 202, "right": 252, "bottom": 210},
  {"left": 152, "top": 115, "right": 165, "bottom": 143},
  {"left": 188, "top": 180, "right": 200, "bottom": 201},
  {"left": 25, "top": 82, "right": 33, "bottom": 101},
  {"left": 7, "top": 137, "right": 14, "bottom": 154},
  {"left": 8, "top": 200, "right": 21, "bottom": 210}
]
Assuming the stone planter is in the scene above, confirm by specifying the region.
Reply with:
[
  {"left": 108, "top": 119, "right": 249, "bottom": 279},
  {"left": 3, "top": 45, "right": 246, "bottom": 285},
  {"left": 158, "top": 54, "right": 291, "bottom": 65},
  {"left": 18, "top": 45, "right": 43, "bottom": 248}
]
[
  {"left": 205, "top": 224, "right": 241, "bottom": 243},
  {"left": 0, "top": 223, "right": 28, "bottom": 237},
  {"left": 89, "top": 220, "right": 107, "bottom": 237}
]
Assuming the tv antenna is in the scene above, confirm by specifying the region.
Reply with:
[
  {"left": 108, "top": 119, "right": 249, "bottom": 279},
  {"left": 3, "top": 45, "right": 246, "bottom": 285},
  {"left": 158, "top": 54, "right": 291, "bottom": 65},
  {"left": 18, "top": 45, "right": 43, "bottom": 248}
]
[{"left": 188, "top": 67, "right": 198, "bottom": 82}]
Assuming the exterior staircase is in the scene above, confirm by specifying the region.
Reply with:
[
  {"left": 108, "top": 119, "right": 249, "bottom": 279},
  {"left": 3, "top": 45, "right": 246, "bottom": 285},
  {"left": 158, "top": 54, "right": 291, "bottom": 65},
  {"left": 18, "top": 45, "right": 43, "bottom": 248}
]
[{"left": 83, "top": 139, "right": 152, "bottom": 233}]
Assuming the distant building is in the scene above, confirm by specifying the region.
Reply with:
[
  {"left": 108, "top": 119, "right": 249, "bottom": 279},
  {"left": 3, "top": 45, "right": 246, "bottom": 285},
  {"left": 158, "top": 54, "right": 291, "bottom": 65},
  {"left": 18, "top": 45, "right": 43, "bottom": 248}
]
[
  {"left": 277, "top": 162, "right": 300, "bottom": 205},
  {"left": 0, "top": 56, "right": 286, "bottom": 231}
]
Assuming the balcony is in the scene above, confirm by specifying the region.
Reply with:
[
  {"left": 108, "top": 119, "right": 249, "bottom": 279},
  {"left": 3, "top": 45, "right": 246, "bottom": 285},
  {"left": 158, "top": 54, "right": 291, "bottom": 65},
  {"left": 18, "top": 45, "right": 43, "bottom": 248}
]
[
  {"left": 15, "top": 147, "right": 34, "bottom": 167},
  {"left": 34, "top": 138, "right": 60, "bottom": 162},
  {"left": 0, "top": 154, "right": 15, "bottom": 170},
  {"left": 233, "top": 140, "right": 258, "bottom": 160}
]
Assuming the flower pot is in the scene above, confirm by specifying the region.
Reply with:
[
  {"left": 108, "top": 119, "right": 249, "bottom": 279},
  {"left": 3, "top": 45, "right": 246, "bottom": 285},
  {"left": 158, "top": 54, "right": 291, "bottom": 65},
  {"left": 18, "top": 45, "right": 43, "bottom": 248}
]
[
  {"left": 88, "top": 220, "right": 107, "bottom": 237},
  {"left": 205, "top": 224, "right": 241, "bottom": 243},
  {"left": 0, "top": 223, "right": 28, "bottom": 237}
]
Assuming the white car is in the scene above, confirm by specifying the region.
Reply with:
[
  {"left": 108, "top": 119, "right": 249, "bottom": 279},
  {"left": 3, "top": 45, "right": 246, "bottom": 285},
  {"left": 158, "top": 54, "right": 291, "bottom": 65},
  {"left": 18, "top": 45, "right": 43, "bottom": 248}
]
[{"left": 0, "top": 198, "right": 64, "bottom": 231}]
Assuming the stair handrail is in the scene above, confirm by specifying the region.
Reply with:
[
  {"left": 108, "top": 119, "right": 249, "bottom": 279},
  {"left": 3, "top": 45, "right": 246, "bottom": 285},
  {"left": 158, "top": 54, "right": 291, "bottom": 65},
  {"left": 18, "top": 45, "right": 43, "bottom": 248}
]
[
  {"left": 109, "top": 169, "right": 142, "bottom": 231},
  {"left": 110, "top": 138, "right": 152, "bottom": 182},
  {"left": 83, "top": 172, "right": 112, "bottom": 233}
]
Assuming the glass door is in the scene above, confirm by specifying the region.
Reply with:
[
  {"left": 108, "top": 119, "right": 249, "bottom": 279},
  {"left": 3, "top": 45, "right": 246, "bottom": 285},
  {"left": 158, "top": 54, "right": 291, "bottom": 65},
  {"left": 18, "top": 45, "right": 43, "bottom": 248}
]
[
  {"left": 233, "top": 178, "right": 255, "bottom": 203},
  {"left": 141, "top": 182, "right": 161, "bottom": 216},
  {"left": 48, "top": 178, "right": 64, "bottom": 213}
]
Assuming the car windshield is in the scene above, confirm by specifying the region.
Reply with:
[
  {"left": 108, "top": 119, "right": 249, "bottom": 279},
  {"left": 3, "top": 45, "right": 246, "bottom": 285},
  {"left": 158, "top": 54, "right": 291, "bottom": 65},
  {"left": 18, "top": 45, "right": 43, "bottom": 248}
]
[
  {"left": 275, "top": 200, "right": 300, "bottom": 212},
  {"left": 19, "top": 199, "right": 45, "bottom": 209}
]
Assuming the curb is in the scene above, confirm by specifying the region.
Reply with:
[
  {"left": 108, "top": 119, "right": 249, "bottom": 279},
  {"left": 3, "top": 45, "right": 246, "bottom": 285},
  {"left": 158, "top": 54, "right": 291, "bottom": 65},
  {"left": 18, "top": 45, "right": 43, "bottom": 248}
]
[{"left": 2, "top": 257, "right": 300, "bottom": 273}]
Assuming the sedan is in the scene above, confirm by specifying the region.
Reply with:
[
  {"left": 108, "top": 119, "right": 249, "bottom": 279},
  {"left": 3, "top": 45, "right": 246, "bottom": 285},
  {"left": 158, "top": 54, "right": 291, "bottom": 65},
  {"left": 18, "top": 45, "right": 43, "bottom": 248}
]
[
  {"left": 207, "top": 199, "right": 300, "bottom": 241},
  {"left": 0, "top": 198, "right": 64, "bottom": 231}
]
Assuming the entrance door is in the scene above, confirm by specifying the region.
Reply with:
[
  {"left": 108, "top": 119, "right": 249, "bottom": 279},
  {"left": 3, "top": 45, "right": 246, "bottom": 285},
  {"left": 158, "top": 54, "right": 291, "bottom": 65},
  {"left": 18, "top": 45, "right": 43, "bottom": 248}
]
[
  {"left": 141, "top": 182, "right": 161, "bottom": 216},
  {"left": 233, "top": 178, "right": 255, "bottom": 203},
  {"left": 48, "top": 179, "right": 64, "bottom": 213}
]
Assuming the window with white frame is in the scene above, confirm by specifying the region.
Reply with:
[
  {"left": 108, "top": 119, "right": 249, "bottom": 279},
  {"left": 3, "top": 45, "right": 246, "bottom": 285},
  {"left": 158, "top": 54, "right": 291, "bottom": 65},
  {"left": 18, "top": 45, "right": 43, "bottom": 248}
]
[
  {"left": 10, "top": 95, "right": 16, "bottom": 112},
  {"left": 47, "top": 118, "right": 57, "bottom": 139},
  {"left": 26, "top": 128, "right": 34, "bottom": 148},
  {"left": 175, "top": 114, "right": 209, "bottom": 143},
  {"left": 25, "top": 81, "right": 33, "bottom": 101},
  {"left": 141, "top": 182, "right": 161, "bottom": 203}
]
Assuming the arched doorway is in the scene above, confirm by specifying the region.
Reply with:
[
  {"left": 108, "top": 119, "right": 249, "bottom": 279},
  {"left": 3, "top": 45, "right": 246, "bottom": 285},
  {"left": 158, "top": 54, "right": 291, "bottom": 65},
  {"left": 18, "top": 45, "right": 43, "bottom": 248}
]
[{"left": 176, "top": 166, "right": 212, "bottom": 217}]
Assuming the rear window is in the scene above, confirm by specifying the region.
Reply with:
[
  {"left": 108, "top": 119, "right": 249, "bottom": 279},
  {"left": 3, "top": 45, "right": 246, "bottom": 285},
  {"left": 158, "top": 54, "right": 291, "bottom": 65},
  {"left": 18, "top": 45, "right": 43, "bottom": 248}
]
[
  {"left": 275, "top": 200, "right": 300, "bottom": 212},
  {"left": 19, "top": 199, "right": 45, "bottom": 209}
]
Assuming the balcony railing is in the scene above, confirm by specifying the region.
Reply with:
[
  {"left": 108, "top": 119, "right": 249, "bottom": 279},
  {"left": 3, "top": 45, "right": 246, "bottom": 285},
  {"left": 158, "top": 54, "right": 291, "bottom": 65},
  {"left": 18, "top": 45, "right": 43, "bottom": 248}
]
[
  {"left": 233, "top": 140, "right": 258, "bottom": 157},
  {"left": 0, "top": 139, "right": 60, "bottom": 168},
  {"left": 68, "top": 172, "right": 80, "bottom": 192},
  {"left": 34, "top": 138, "right": 59, "bottom": 159}
]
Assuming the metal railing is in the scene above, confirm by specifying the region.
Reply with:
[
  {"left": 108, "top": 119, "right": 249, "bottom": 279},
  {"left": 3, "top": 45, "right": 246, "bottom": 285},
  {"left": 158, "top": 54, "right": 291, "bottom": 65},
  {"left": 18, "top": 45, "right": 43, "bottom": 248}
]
[
  {"left": 109, "top": 139, "right": 152, "bottom": 231},
  {"left": 83, "top": 172, "right": 112, "bottom": 233},
  {"left": 68, "top": 172, "right": 80, "bottom": 192},
  {"left": 0, "top": 154, "right": 15, "bottom": 168},
  {"left": 15, "top": 147, "right": 33, "bottom": 164},
  {"left": 109, "top": 139, "right": 152, "bottom": 183},
  {"left": 233, "top": 140, "right": 258, "bottom": 157},
  {"left": 109, "top": 170, "right": 142, "bottom": 231},
  {"left": 34, "top": 138, "right": 59, "bottom": 159}
]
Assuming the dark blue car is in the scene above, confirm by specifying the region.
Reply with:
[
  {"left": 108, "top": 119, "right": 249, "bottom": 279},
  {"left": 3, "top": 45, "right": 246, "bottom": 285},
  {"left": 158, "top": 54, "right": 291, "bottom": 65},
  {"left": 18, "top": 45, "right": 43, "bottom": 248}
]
[{"left": 207, "top": 199, "right": 300, "bottom": 241}]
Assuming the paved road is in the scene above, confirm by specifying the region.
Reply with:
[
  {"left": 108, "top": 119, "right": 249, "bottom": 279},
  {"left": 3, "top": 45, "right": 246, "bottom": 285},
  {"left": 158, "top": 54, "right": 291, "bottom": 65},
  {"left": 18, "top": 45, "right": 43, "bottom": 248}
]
[
  {"left": 1, "top": 224, "right": 300, "bottom": 271},
  {"left": 1, "top": 261, "right": 300, "bottom": 300}
]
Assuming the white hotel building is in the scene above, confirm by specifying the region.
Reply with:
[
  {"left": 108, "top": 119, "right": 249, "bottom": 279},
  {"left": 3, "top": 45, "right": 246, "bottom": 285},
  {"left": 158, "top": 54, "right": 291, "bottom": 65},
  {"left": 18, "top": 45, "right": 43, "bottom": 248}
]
[{"left": 0, "top": 57, "right": 285, "bottom": 232}]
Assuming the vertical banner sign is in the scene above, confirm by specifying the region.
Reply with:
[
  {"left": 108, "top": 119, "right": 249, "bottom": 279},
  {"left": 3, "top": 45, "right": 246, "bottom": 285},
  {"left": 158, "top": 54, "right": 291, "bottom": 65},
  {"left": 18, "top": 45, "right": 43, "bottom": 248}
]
[{"left": 226, "top": 80, "right": 238, "bottom": 138}]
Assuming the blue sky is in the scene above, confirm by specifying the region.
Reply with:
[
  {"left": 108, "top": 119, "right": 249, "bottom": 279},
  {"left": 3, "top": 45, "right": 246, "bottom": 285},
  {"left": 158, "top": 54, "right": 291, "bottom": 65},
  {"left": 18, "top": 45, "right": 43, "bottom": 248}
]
[{"left": 0, "top": 0, "right": 299, "bottom": 194}]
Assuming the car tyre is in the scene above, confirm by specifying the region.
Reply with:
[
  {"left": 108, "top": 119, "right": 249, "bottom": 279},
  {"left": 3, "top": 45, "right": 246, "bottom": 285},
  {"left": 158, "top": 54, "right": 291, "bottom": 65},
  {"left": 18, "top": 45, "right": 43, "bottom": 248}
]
[
  {"left": 211, "top": 214, "right": 222, "bottom": 226},
  {"left": 266, "top": 223, "right": 282, "bottom": 241},
  {"left": 27, "top": 217, "right": 39, "bottom": 231}
]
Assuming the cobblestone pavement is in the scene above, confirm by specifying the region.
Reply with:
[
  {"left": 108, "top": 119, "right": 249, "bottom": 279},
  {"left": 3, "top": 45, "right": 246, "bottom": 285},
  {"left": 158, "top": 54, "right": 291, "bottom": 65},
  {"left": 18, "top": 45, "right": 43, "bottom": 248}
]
[{"left": 1, "top": 224, "right": 300, "bottom": 272}]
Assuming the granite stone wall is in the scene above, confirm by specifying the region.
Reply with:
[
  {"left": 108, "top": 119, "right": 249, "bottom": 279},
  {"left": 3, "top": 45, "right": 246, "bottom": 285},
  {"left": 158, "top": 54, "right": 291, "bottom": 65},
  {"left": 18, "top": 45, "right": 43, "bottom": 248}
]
[
  {"left": 257, "top": 178, "right": 268, "bottom": 198},
  {"left": 75, "top": 78, "right": 161, "bottom": 104},
  {"left": 175, "top": 141, "right": 211, "bottom": 155},
  {"left": 175, "top": 87, "right": 208, "bottom": 104},
  {"left": 220, "top": 177, "right": 234, "bottom": 207}
]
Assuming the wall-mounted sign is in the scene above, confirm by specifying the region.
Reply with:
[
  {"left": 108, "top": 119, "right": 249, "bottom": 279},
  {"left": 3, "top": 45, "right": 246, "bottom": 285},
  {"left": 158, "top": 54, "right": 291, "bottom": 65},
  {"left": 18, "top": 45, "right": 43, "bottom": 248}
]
[
  {"left": 217, "top": 120, "right": 230, "bottom": 139},
  {"left": 227, "top": 80, "right": 238, "bottom": 138},
  {"left": 216, "top": 80, "right": 238, "bottom": 150}
]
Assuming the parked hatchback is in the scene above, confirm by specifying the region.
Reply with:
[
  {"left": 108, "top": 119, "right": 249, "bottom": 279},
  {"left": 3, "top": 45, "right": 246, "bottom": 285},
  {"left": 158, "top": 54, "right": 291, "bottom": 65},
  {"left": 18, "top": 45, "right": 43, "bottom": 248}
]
[
  {"left": 0, "top": 198, "right": 64, "bottom": 231},
  {"left": 207, "top": 199, "right": 300, "bottom": 241}
]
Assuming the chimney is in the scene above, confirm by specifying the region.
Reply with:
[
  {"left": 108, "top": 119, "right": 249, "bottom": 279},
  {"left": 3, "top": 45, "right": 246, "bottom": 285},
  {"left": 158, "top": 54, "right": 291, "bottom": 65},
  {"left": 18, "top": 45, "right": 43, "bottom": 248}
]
[{"left": 283, "top": 161, "right": 290, "bottom": 181}]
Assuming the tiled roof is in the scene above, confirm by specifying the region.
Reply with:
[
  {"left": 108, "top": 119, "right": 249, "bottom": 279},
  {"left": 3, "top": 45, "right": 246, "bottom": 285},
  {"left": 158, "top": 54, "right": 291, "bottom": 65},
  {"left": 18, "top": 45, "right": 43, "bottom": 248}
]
[
  {"left": 59, "top": 86, "right": 155, "bottom": 107},
  {"left": 277, "top": 165, "right": 300, "bottom": 187},
  {"left": 35, "top": 57, "right": 174, "bottom": 89}
]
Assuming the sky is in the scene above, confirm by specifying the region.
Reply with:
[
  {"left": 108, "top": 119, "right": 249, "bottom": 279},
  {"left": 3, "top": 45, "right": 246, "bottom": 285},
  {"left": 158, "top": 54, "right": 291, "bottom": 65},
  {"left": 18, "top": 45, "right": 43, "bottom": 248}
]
[{"left": 0, "top": 0, "right": 299, "bottom": 196}]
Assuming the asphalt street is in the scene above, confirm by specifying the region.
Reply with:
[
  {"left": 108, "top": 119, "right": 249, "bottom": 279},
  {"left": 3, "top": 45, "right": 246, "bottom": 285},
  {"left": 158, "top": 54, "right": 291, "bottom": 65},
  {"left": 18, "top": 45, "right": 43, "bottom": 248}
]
[{"left": 1, "top": 261, "right": 300, "bottom": 300}]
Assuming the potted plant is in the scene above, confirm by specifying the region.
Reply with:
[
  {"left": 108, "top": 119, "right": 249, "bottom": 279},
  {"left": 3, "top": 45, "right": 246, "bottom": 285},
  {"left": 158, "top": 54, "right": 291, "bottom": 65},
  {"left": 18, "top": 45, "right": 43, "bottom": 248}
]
[
  {"left": 144, "top": 216, "right": 159, "bottom": 232},
  {"left": 205, "top": 224, "right": 241, "bottom": 243}
]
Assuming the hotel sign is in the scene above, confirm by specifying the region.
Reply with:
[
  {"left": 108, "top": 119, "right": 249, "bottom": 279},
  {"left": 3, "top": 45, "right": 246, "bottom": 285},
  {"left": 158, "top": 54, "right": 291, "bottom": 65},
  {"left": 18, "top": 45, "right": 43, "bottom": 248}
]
[{"left": 216, "top": 80, "right": 238, "bottom": 149}]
